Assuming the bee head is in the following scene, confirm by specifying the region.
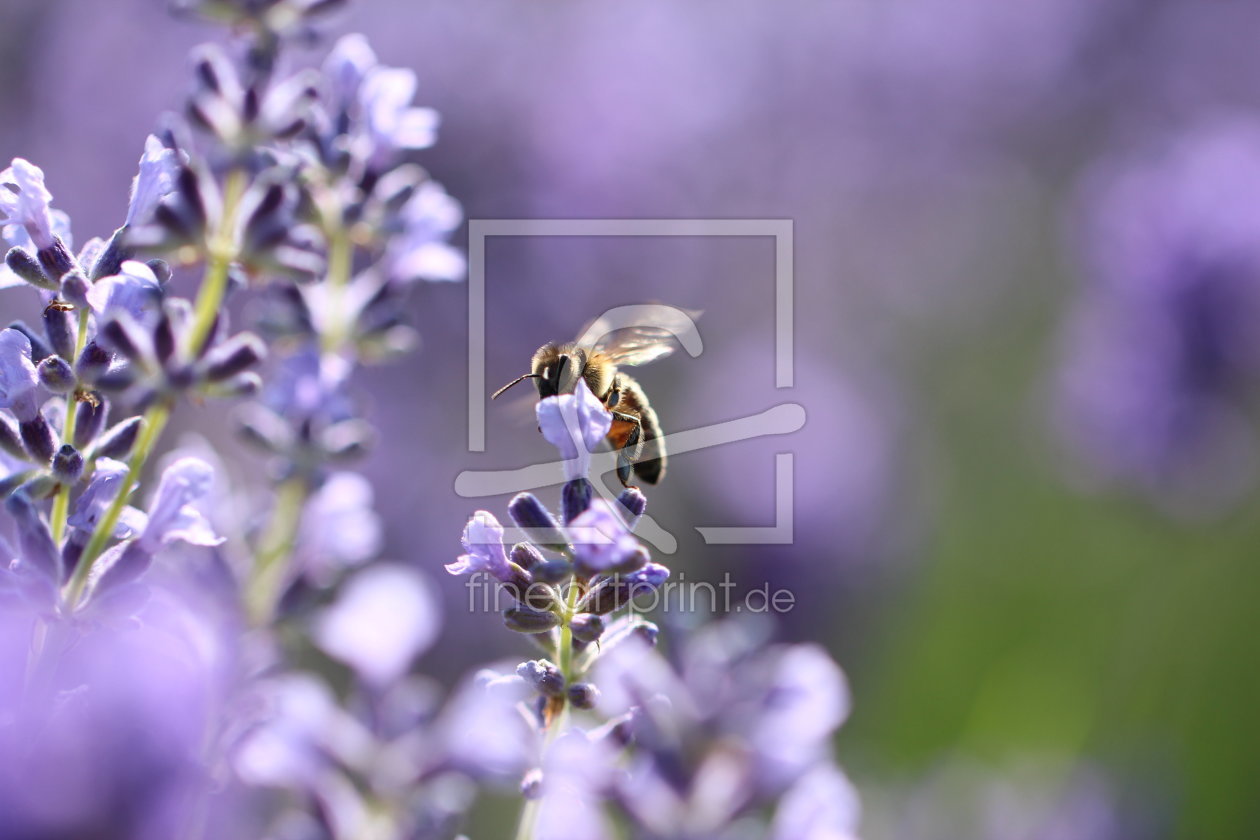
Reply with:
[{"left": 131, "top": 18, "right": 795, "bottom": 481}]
[
  {"left": 491, "top": 344, "right": 588, "bottom": 400},
  {"left": 534, "top": 347, "right": 586, "bottom": 398}
]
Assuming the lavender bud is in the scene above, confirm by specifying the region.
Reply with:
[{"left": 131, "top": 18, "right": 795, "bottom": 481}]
[
  {"left": 61, "top": 531, "right": 85, "bottom": 580},
  {"left": 36, "top": 237, "right": 76, "bottom": 281},
  {"left": 90, "top": 230, "right": 128, "bottom": 280},
  {"left": 94, "top": 366, "right": 138, "bottom": 393},
  {"left": 61, "top": 271, "right": 91, "bottom": 309},
  {"left": 507, "top": 492, "right": 567, "bottom": 551},
  {"left": 19, "top": 414, "right": 55, "bottom": 464},
  {"left": 235, "top": 405, "right": 291, "bottom": 453},
  {"left": 569, "top": 613, "right": 605, "bottom": 645},
  {"left": 147, "top": 259, "right": 173, "bottom": 284},
  {"left": 578, "top": 563, "right": 670, "bottom": 615},
  {"left": 632, "top": 622, "right": 660, "bottom": 647},
  {"left": 213, "top": 371, "right": 262, "bottom": 398},
  {"left": 516, "top": 659, "right": 566, "bottom": 697},
  {"left": 567, "top": 683, "right": 599, "bottom": 710},
  {"left": 73, "top": 396, "right": 108, "bottom": 449},
  {"left": 94, "top": 416, "right": 143, "bottom": 459},
  {"left": 164, "top": 364, "right": 196, "bottom": 392},
  {"left": 51, "top": 444, "right": 83, "bottom": 484},
  {"left": 612, "top": 545, "right": 650, "bottom": 576},
  {"left": 510, "top": 542, "right": 545, "bottom": 572},
  {"left": 204, "top": 332, "right": 266, "bottom": 381},
  {"left": 0, "top": 414, "right": 24, "bottom": 459},
  {"left": 192, "top": 45, "right": 233, "bottom": 94},
  {"left": 37, "top": 356, "right": 75, "bottom": 393},
  {"left": 5, "top": 247, "right": 53, "bottom": 290},
  {"left": 500, "top": 562, "right": 537, "bottom": 605},
  {"left": 42, "top": 304, "right": 76, "bottom": 360},
  {"left": 561, "top": 478, "right": 594, "bottom": 524},
  {"left": 153, "top": 311, "right": 176, "bottom": 365},
  {"left": 100, "top": 317, "right": 149, "bottom": 363},
  {"left": 532, "top": 558, "right": 573, "bottom": 586},
  {"left": 75, "top": 342, "right": 111, "bottom": 383},
  {"left": 520, "top": 768, "right": 543, "bottom": 800},
  {"left": 617, "top": 486, "right": 647, "bottom": 524},
  {"left": 320, "top": 419, "right": 374, "bottom": 460},
  {"left": 504, "top": 604, "right": 561, "bottom": 634}
]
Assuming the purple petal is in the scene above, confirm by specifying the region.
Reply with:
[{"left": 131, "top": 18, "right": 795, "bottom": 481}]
[
  {"left": 314, "top": 564, "right": 439, "bottom": 686},
  {"left": 537, "top": 380, "right": 611, "bottom": 480}
]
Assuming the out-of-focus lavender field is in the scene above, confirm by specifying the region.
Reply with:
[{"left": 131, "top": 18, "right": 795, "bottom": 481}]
[{"left": 3, "top": 1, "right": 1260, "bottom": 837}]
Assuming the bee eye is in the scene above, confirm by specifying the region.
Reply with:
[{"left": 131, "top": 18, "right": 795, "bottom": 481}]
[{"left": 607, "top": 389, "right": 620, "bottom": 408}]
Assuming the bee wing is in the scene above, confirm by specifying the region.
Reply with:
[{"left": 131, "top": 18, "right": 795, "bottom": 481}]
[{"left": 575, "top": 305, "right": 702, "bottom": 367}]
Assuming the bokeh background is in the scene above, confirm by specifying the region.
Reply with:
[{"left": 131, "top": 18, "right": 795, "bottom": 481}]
[{"left": 3, "top": 1, "right": 1260, "bottom": 837}]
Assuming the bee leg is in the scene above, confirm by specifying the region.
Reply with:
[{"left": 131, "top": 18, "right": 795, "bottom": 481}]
[{"left": 609, "top": 410, "right": 643, "bottom": 487}]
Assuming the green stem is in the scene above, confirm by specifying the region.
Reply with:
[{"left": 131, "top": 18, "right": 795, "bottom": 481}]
[
  {"left": 63, "top": 400, "right": 171, "bottom": 608},
  {"left": 49, "top": 308, "right": 93, "bottom": 544},
  {"left": 245, "top": 201, "right": 351, "bottom": 619},
  {"left": 513, "top": 581, "right": 582, "bottom": 840},
  {"left": 244, "top": 474, "right": 309, "bottom": 625},
  {"left": 187, "top": 169, "right": 247, "bottom": 355},
  {"left": 318, "top": 223, "right": 353, "bottom": 354}
]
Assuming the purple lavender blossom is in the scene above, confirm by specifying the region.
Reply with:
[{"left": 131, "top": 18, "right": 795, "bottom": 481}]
[
  {"left": 537, "top": 379, "right": 612, "bottom": 482},
  {"left": 358, "top": 65, "right": 440, "bottom": 169},
  {"left": 567, "top": 499, "right": 641, "bottom": 575},
  {"left": 0, "top": 159, "right": 58, "bottom": 251},
  {"left": 313, "top": 564, "right": 439, "bottom": 686},
  {"left": 126, "top": 135, "right": 182, "bottom": 228},
  {"left": 67, "top": 457, "right": 147, "bottom": 539},
  {"left": 445, "top": 510, "right": 513, "bottom": 581},
  {"left": 385, "top": 181, "right": 466, "bottom": 283},
  {"left": 85, "top": 260, "right": 165, "bottom": 324},
  {"left": 1055, "top": 117, "right": 1260, "bottom": 512},
  {"left": 532, "top": 730, "right": 617, "bottom": 840},
  {"left": 294, "top": 471, "right": 383, "bottom": 585},
  {"left": 0, "top": 589, "right": 232, "bottom": 839},
  {"left": 133, "top": 457, "right": 222, "bottom": 555},
  {"left": 771, "top": 765, "right": 862, "bottom": 840},
  {"left": 0, "top": 328, "right": 41, "bottom": 421},
  {"left": 591, "top": 620, "right": 858, "bottom": 838},
  {"left": 323, "top": 33, "right": 378, "bottom": 110}
]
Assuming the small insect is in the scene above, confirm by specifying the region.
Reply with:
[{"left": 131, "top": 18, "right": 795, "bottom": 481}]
[{"left": 492, "top": 308, "right": 697, "bottom": 487}]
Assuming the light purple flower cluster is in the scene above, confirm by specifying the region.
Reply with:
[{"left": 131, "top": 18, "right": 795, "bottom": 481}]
[
  {"left": 443, "top": 381, "right": 859, "bottom": 838},
  {"left": 1055, "top": 118, "right": 1260, "bottom": 513},
  {"left": 0, "top": 3, "right": 861, "bottom": 839}
]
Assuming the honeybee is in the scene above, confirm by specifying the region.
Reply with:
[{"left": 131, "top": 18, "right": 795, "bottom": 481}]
[{"left": 492, "top": 307, "right": 697, "bottom": 487}]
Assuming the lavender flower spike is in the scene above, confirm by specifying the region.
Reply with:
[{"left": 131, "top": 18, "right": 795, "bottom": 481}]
[
  {"left": 126, "top": 135, "right": 181, "bottom": 227},
  {"left": 0, "top": 159, "right": 56, "bottom": 249},
  {"left": 0, "top": 328, "right": 40, "bottom": 421},
  {"left": 446, "top": 510, "right": 513, "bottom": 581},
  {"left": 568, "top": 499, "right": 642, "bottom": 576},
  {"left": 134, "top": 457, "right": 223, "bottom": 555},
  {"left": 537, "top": 379, "right": 612, "bottom": 482}
]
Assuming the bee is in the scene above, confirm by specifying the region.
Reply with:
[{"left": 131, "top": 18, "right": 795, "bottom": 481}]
[{"left": 492, "top": 308, "right": 696, "bottom": 487}]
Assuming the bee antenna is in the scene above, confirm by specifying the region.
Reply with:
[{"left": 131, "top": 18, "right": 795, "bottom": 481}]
[{"left": 492, "top": 373, "right": 541, "bottom": 400}]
